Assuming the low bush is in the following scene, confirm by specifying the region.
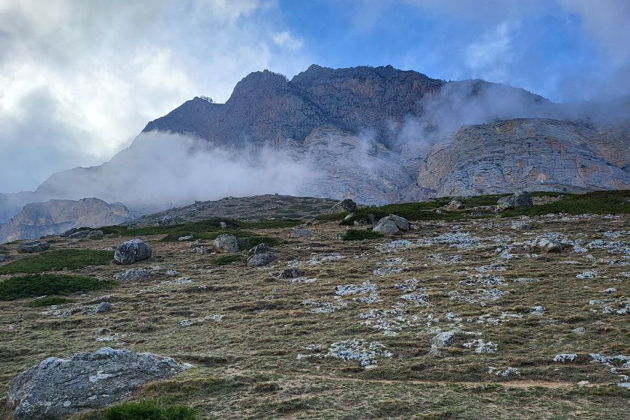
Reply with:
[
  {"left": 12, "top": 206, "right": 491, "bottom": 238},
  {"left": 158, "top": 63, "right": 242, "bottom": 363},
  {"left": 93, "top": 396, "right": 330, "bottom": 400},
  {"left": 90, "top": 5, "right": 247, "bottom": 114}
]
[
  {"left": 0, "top": 274, "right": 115, "bottom": 300},
  {"left": 103, "top": 400, "right": 197, "bottom": 420},
  {"left": 342, "top": 229, "right": 384, "bottom": 241},
  {"left": 0, "top": 249, "right": 113, "bottom": 274}
]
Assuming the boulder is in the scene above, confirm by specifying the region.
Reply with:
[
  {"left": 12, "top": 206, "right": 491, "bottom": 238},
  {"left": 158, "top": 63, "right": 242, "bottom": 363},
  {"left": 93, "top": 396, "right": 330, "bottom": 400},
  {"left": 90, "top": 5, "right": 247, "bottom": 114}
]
[
  {"left": 446, "top": 198, "right": 465, "bottom": 212},
  {"left": 496, "top": 191, "right": 533, "bottom": 211},
  {"left": 373, "top": 214, "right": 410, "bottom": 234},
  {"left": 373, "top": 219, "right": 400, "bottom": 234},
  {"left": 247, "top": 253, "right": 276, "bottom": 267},
  {"left": 249, "top": 243, "right": 270, "bottom": 255},
  {"left": 429, "top": 330, "right": 458, "bottom": 356},
  {"left": 213, "top": 234, "right": 240, "bottom": 253},
  {"left": 18, "top": 240, "right": 50, "bottom": 253},
  {"left": 330, "top": 198, "right": 358, "bottom": 213},
  {"left": 8, "top": 347, "right": 189, "bottom": 420},
  {"left": 114, "top": 239, "right": 152, "bottom": 264}
]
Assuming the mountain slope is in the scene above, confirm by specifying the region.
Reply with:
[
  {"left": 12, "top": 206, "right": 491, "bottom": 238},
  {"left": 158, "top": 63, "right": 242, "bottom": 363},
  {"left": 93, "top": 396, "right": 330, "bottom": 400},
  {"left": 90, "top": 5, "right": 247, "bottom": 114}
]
[{"left": 0, "top": 64, "right": 629, "bottom": 228}]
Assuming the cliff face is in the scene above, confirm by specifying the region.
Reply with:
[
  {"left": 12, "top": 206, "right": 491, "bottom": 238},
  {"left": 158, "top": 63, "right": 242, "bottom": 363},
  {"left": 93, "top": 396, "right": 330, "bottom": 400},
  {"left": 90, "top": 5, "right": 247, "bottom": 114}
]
[
  {"left": 414, "top": 119, "right": 630, "bottom": 197},
  {"left": 0, "top": 198, "right": 131, "bottom": 243},
  {"left": 1, "top": 64, "right": 629, "bottom": 228}
]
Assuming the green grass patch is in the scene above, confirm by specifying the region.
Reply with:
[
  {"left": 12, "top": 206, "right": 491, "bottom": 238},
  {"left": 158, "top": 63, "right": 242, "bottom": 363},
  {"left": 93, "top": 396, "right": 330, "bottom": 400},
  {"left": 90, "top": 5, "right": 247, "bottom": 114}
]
[
  {"left": 335, "top": 198, "right": 457, "bottom": 225},
  {"left": 103, "top": 400, "right": 197, "bottom": 420},
  {"left": 26, "top": 296, "right": 74, "bottom": 307},
  {"left": 501, "top": 190, "right": 630, "bottom": 217},
  {"left": 342, "top": 229, "right": 384, "bottom": 241},
  {"left": 160, "top": 230, "right": 284, "bottom": 248},
  {"left": 0, "top": 249, "right": 113, "bottom": 274},
  {"left": 210, "top": 255, "right": 243, "bottom": 266},
  {"left": 0, "top": 274, "right": 115, "bottom": 300}
]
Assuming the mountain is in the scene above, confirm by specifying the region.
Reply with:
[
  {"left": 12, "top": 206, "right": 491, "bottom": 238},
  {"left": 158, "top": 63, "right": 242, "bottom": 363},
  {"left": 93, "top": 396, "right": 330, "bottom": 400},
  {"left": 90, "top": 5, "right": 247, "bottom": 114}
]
[
  {"left": 0, "top": 64, "right": 629, "bottom": 229},
  {"left": 0, "top": 198, "right": 131, "bottom": 243}
]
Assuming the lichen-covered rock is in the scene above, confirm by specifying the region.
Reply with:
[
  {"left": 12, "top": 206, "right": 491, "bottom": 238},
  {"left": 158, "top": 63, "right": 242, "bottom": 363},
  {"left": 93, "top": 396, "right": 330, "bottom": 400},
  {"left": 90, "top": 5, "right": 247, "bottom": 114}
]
[
  {"left": 290, "top": 228, "right": 313, "bottom": 238},
  {"left": 213, "top": 234, "right": 240, "bottom": 253},
  {"left": 330, "top": 198, "right": 358, "bottom": 213},
  {"left": 429, "top": 330, "right": 458, "bottom": 356},
  {"left": 114, "top": 239, "right": 152, "bottom": 264},
  {"left": 373, "top": 219, "right": 399, "bottom": 234},
  {"left": 497, "top": 191, "right": 533, "bottom": 211},
  {"left": 7, "top": 347, "right": 189, "bottom": 419},
  {"left": 249, "top": 243, "right": 270, "bottom": 255},
  {"left": 446, "top": 199, "right": 465, "bottom": 212},
  {"left": 279, "top": 268, "right": 304, "bottom": 279},
  {"left": 18, "top": 240, "right": 50, "bottom": 253},
  {"left": 533, "top": 237, "right": 568, "bottom": 253},
  {"left": 247, "top": 253, "right": 276, "bottom": 267},
  {"left": 114, "top": 267, "right": 151, "bottom": 282}
]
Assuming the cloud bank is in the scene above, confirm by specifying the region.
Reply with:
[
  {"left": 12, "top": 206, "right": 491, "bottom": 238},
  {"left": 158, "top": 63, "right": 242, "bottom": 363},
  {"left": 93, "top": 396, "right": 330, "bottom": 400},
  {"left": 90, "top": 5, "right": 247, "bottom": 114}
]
[{"left": 0, "top": 0, "right": 310, "bottom": 193}]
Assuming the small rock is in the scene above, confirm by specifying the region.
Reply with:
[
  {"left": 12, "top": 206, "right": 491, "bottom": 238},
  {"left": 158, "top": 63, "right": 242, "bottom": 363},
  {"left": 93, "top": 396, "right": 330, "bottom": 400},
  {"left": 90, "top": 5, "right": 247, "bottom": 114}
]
[
  {"left": 213, "top": 234, "right": 240, "bottom": 253},
  {"left": 165, "top": 269, "right": 178, "bottom": 276},
  {"left": 18, "top": 241, "right": 50, "bottom": 254},
  {"left": 290, "top": 228, "right": 313, "bottom": 238},
  {"left": 249, "top": 243, "right": 270, "bottom": 255},
  {"left": 93, "top": 302, "right": 112, "bottom": 314},
  {"left": 247, "top": 253, "right": 276, "bottom": 267},
  {"left": 429, "top": 330, "right": 458, "bottom": 356},
  {"left": 330, "top": 198, "right": 358, "bottom": 213},
  {"left": 177, "top": 235, "right": 193, "bottom": 242},
  {"left": 114, "top": 239, "right": 152, "bottom": 265},
  {"left": 279, "top": 268, "right": 304, "bottom": 279},
  {"left": 114, "top": 268, "right": 150, "bottom": 283},
  {"left": 533, "top": 237, "right": 567, "bottom": 253},
  {"left": 572, "top": 327, "right": 586, "bottom": 335},
  {"left": 553, "top": 353, "right": 578, "bottom": 363},
  {"left": 446, "top": 198, "right": 465, "bottom": 212}
]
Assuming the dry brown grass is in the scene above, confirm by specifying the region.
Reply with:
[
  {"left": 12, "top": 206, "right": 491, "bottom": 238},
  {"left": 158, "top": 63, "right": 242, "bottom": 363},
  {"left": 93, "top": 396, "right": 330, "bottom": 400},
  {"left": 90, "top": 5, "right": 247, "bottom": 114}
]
[{"left": 1, "top": 212, "right": 629, "bottom": 419}]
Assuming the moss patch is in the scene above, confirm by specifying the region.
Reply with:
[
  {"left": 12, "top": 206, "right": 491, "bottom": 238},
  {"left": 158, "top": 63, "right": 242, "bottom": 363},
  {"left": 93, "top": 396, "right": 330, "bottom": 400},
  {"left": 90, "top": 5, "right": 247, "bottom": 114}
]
[
  {"left": 0, "top": 249, "right": 113, "bottom": 275},
  {"left": 0, "top": 274, "right": 115, "bottom": 300}
]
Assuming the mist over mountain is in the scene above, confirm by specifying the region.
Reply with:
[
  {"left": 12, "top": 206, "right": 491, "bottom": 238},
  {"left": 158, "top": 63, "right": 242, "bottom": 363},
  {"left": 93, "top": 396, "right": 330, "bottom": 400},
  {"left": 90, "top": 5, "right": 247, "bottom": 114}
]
[{"left": 1, "top": 64, "right": 629, "bottom": 228}]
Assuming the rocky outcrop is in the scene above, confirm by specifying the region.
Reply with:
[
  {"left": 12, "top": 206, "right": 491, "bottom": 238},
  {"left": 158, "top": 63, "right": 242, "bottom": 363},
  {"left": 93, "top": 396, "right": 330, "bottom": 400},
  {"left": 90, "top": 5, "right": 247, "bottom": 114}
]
[
  {"left": 0, "top": 198, "right": 130, "bottom": 243},
  {"left": 415, "top": 119, "right": 630, "bottom": 197},
  {"left": 8, "top": 347, "right": 189, "bottom": 419}
]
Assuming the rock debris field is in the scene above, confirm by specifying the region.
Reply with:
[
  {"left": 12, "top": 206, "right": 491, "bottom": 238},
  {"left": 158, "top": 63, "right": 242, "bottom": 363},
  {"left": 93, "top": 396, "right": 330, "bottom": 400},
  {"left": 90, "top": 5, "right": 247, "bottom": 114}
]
[{"left": 0, "top": 200, "right": 629, "bottom": 418}]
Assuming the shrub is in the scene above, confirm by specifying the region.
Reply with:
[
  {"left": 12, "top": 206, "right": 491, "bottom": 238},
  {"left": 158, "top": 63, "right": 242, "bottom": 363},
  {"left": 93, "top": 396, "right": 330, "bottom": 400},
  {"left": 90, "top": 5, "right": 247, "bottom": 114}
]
[
  {"left": 26, "top": 296, "right": 73, "bottom": 307},
  {"left": 342, "top": 229, "right": 384, "bottom": 241},
  {"left": 0, "top": 274, "right": 115, "bottom": 300},
  {"left": 103, "top": 400, "right": 197, "bottom": 420},
  {"left": 0, "top": 249, "right": 113, "bottom": 274}
]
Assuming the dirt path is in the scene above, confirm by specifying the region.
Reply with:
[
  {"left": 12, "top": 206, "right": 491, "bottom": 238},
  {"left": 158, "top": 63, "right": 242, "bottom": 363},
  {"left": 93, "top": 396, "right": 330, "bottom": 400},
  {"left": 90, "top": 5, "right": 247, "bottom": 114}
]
[{"left": 300, "top": 373, "right": 600, "bottom": 389}]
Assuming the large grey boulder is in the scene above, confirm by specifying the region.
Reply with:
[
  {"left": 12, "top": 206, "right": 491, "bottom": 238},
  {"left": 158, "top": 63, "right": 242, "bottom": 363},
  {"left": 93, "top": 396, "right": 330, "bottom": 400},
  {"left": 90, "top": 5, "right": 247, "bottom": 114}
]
[
  {"left": 213, "top": 234, "right": 240, "bottom": 253},
  {"left": 373, "top": 219, "right": 400, "bottom": 234},
  {"left": 373, "top": 214, "right": 410, "bottom": 234},
  {"left": 114, "top": 239, "right": 152, "bottom": 264},
  {"left": 8, "top": 347, "right": 190, "bottom": 420},
  {"left": 496, "top": 191, "right": 533, "bottom": 211},
  {"left": 18, "top": 240, "right": 50, "bottom": 253},
  {"left": 330, "top": 198, "right": 358, "bottom": 213}
]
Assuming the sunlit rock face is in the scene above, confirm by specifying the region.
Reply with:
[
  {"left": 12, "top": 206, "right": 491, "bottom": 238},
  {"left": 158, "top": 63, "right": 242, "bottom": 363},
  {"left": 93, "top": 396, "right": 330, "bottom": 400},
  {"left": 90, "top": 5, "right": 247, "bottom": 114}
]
[{"left": 415, "top": 119, "right": 630, "bottom": 197}]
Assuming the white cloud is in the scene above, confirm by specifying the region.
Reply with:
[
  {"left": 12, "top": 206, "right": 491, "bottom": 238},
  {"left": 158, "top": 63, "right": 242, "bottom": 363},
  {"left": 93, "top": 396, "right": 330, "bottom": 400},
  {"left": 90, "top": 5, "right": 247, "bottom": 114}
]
[
  {"left": 272, "top": 31, "right": 304, "bottom": 51},
  {"left": 0, "top": 0, "right": 311, "bottom": 193},
  {"left": 465, "top": 21, "right": 519, "bottom": 83}
]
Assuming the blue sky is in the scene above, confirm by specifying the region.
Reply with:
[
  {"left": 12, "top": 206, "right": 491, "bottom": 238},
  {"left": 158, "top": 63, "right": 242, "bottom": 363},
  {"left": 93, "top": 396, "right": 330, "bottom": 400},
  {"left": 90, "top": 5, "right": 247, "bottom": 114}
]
[{"left": 0, "top": 0, "right": 628, "bottom": 193}]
